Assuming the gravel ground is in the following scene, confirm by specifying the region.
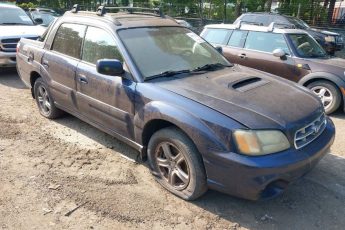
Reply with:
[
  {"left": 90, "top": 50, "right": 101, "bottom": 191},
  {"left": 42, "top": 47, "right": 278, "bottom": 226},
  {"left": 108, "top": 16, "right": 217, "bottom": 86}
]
[{"left": 0, "top": 69, "right": 345, "bottom": 230}]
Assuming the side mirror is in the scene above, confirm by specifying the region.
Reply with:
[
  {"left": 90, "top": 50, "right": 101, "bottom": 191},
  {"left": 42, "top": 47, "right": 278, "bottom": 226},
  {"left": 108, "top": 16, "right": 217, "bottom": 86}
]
[
  {"left": 215, "top": 46, "right": 223, "bottom": 54},
  {"left": 34, "top": 18, "right": 43, "bottom": 25},
  {"left": 96, "top": 59, "right": 124, "bottom": 76},
  {"left": 272, "top": 48, "right": 286, "bottom": 58}
]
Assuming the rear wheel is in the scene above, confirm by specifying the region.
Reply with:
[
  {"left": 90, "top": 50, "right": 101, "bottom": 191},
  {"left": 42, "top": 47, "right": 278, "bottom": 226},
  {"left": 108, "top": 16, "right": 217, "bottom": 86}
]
[
  {"left": 307, "top": 80, "right": 341, "bottom": 114},
  {"left": 33, "top": 78, "right": 64, "bottom": 119},
  {"left": 147, "top": 127, "right": 207, "bottom": 200}
]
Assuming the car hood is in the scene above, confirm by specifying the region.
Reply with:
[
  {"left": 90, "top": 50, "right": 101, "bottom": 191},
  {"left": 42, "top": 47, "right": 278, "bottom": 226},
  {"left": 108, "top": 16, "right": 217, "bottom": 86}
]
[
  {"left": 154, "top": 65, "right": 322, "bottom": 129},
  {"left": 308, "top": 28, "right": 339, "bottom": 36},
  {"left": 0, "top": 25, "right": 46, "bottom": 38}
]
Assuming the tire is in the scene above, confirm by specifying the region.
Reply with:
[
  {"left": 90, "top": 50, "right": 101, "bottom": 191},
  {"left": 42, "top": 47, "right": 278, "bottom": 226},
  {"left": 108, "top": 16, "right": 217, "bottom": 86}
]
[
  {"left": 147, "top": 127, "right": 207, "bottom": 200},
  {"left": 307, "top": 80, "right": 342, "bottom": 114},
  {"left": 33, "top": 78, "right": 64, "bottom": 119}
]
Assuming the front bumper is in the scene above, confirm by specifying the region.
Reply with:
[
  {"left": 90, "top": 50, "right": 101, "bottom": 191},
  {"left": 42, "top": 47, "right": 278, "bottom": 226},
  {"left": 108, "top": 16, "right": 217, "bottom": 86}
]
[
  {"left": 204, "top": 118, "right": 335, "bottom": 200},
  {"left": 0, "top": 51, "right": 16, "bottom": 67}
]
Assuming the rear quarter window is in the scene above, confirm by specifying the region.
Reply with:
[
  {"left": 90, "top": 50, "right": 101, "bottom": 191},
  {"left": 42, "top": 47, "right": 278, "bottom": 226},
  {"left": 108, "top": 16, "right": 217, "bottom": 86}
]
[
  {"left": 202, "top": 28, "right": 232, "bottom": 45},
  {"left": 52, "top": 23, "right": 86, "bottom": 59},
  {"left": 227, "top": 30, "right": 248, "bottom": 48}
]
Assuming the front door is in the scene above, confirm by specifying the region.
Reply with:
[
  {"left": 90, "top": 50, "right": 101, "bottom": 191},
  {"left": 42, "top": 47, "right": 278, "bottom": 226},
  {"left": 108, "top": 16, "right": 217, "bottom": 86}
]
[{"left": 75, "top": 26, "right": 136, "bottom": 139}]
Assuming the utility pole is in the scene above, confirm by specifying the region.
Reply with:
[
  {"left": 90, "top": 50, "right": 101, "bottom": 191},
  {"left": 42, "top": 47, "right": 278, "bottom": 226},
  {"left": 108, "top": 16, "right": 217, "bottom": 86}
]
[{"left": 224, "top": 0, "right": 227, "bottom": 23}]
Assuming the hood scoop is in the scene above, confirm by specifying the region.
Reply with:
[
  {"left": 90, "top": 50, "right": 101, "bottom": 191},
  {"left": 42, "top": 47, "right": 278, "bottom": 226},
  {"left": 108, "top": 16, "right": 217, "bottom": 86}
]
[{"left": 230, "top": 77, "right": 269, "bottom": 92}]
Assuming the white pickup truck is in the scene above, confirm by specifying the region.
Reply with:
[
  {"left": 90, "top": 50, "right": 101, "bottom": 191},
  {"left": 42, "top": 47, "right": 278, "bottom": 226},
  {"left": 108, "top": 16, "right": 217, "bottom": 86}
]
[{"left": 0, "top": 3, "right": 46, "bottom": 67}]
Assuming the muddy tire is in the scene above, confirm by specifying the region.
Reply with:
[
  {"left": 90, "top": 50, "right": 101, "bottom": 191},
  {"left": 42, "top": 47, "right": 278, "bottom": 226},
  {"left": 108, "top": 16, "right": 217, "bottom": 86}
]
[
  {"left": 307, "top": 80, "right": 342, "bottom": 114},
  {"left": 33, "top": 78, "right": 64, "bottom": 119},
  {"left": 148, "top": 127, "right": 207, "bottom": 200}
]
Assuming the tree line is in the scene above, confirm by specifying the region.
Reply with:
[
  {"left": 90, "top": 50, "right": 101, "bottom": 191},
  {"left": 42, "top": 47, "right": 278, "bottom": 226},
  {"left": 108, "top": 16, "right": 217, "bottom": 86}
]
[{"left": 16, "top": 0, "right": 342, "bottom": 26}]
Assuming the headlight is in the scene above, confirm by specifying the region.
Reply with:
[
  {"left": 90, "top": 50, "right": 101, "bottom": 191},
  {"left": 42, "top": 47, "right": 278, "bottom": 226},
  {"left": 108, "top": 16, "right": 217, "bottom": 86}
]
[
  {"left": 325, "top": 36, "right": 335, "bottom": 42},
  {"left": 233, "top": 130, "right": 290, "bottom": 156}
]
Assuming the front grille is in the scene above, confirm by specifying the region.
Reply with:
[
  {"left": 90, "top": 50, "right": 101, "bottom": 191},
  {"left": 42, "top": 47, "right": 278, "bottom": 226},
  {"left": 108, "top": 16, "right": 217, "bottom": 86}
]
[
  {"left": 0, "top": 37, "right": 38, "bottom": 52},
  {"left": 294, "top": 113, "right": 327, "bottom": 149}
]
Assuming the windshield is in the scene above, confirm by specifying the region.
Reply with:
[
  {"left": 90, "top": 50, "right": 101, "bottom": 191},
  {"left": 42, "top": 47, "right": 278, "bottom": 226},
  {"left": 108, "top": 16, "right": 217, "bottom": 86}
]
[
  {"left": 0, "top": 7, "right": 34, "bottom": 25},
  {"left": 288, "top": 34, "right": 327, "bottom": 58},
  {"left": 118, "top": 27, "right": 230, "bottom": 80},
  {"left": 286, "top": 17, "right": 310, "bottom": 29},
  {"left": 31, "top": 12, "right": 56, "bottom": 25}
]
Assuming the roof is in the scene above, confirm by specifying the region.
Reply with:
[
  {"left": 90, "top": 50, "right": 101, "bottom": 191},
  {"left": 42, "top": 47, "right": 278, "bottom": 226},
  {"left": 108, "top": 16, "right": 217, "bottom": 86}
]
[
  {"left": 63, "top": 10, "right": 181, "bottom": 28},
  {"left": 204, "top": 23, "right": 308, "bottom": 35}
]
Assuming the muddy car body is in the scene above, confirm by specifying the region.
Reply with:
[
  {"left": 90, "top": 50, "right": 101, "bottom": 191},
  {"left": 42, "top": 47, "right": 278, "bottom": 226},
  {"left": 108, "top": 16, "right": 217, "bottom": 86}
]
[{"left": 17, "top": 6, "right": 335, "bottom": 201}]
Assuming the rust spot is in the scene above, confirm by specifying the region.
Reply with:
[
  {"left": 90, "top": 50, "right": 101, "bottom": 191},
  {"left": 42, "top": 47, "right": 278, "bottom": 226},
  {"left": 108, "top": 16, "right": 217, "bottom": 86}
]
[{"left": 341, "top": 87, "right": 345, "bottom": 95}]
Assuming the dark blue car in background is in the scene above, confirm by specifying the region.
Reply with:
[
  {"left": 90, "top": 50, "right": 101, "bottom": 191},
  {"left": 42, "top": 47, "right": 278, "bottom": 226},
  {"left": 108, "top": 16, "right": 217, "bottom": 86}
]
[{"left": 17, "top": 6, "right": 335, "bottom": 201}]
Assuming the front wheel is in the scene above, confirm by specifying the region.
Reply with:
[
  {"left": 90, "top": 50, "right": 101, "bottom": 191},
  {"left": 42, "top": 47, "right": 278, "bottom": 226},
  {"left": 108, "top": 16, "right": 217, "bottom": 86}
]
[
  {"left": 147, "top": 127, "right": 207, "bottom": 200},
  {"left": 307, "top": 80, "right": 342, "bottom": 114}
]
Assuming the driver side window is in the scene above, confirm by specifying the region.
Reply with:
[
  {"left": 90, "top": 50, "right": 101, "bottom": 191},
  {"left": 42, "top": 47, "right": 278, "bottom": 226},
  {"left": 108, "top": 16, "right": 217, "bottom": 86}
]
[{"left": 82, "top": 26, "right": 123, "bottom": 65}]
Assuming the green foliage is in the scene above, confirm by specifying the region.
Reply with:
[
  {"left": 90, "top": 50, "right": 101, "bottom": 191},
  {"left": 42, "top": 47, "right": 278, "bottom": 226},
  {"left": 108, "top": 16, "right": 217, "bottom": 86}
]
[
  {"left": 14, "top": 0, "right": 334, "bottom": 25},
  {"left": 17, "top": 2, "right": 38, "bottom": 9},
  {"left": 277, "top": 0, "right": 329, "bottom": 26}
]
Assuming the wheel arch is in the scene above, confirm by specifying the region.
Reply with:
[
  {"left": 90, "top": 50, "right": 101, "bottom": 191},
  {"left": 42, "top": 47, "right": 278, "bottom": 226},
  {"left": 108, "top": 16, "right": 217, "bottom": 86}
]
[
  {"left": 135, "top": 101, "right": 227, "bottom": 159},
  {"left": 29, "top": 71, "right": 42, "bottom": 98},
  {"left": 299, "top": 72, "right": 345, "bottom": 89},
  {"left": 299, "top": 72, "right": 345, "bottom": 111}
]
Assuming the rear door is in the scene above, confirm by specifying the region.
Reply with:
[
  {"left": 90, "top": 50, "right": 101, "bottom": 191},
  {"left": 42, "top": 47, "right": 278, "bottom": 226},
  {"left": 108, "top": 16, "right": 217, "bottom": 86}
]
[
  {"left": 75, "top": 26, "right": 136, "bottom": 139},
  {"left": 41, "top": 23, "right": 86, "bottom": 111},
  {"left": 222, "top": 30, "right": 248, "bottom": 65},
  {"left": 240, "top": 31, "right": 299, "bottom": 81}
]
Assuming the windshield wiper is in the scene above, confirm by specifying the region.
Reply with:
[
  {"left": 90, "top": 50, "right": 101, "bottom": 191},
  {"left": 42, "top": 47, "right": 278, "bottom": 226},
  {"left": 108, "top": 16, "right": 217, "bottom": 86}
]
[
  {"left": 192, "top": 63, "right": 232, "bottom": 72},
  {"left": 145, "top": 69, "right": 191, "bottom": 81}
]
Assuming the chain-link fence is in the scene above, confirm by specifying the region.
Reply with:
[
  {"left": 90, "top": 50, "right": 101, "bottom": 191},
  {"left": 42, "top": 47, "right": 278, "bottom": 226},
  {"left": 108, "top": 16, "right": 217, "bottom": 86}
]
[{"left": 17, "top": 1, "right": 345, "bottom": 30}]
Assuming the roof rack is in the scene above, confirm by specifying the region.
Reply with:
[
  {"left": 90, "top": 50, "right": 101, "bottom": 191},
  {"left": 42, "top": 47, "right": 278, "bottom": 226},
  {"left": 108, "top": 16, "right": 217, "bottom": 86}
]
[
  {"left": 70, "top": 4, "right": 163, "bottom": 17},
  {"left": 96, "top": 6, "right": 163, "bottom": 17},
  {"left": 235, "top": 20, "right": 263, "bottom": 28},
  {"left": 71, "top": 4, "right": 80, "bottom": 13},
  {"left": 267, "top": 22, "right": 296, "bottom": 31}
]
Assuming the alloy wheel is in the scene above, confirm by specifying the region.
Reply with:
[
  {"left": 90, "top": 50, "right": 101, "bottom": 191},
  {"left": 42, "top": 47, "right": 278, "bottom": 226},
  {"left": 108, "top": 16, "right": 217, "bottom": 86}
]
[
  {"left": 311, "top": 86, "right": 333, "bottom": 110},
  {"left": 37, "top": 85, "right": 51, "bottom": 115},
  {"left": 154, "top": 142, "right": 190, "bottom": 190}
]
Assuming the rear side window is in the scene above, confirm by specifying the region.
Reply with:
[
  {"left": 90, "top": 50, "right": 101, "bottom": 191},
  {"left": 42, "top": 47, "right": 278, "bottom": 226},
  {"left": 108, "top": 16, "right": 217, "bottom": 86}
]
[
  {"left": 228, "top": 30, "right": 248, "bottom": 48},
  {"left": 52, "top": 23, "right": 86, "bottom": 59},
  {"left": 202, "top": 28, "right": 232, "bottom": 45},
  {"left": 82, "top": 27, "right": 123, "bottom": 65},
  {"left": 244, "top": 31, "right": 290, "bottom": 54}
]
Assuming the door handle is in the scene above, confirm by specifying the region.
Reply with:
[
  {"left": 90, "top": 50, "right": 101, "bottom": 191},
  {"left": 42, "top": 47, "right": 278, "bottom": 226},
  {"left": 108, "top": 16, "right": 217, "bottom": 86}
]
[
  {"left": 28, "top": 52, "right": 34, "bottom": 62},
  {"left": 78, "top": 75, "right": 88, "bottom": 84},
  {"left": 238, "top": 53, "right": 247, "bottom": 59},
  {"left": 42, "top": 59, "right": 49, "bottom": 68}
]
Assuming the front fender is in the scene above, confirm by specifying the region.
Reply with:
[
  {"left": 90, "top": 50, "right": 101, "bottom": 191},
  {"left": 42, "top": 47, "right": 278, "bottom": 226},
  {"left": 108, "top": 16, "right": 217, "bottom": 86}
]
[{"left": 134, "top": 101, "right": 229, "bottom": 155}]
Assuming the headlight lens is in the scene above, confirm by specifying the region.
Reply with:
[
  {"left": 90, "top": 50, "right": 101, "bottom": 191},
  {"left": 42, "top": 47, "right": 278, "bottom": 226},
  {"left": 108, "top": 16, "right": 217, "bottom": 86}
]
[
  {"left": 325, "top": 36, "right": 335, "bottom": 42},
  {"left": 233, "top": 130, "right": 290, "bottom": 156}
]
